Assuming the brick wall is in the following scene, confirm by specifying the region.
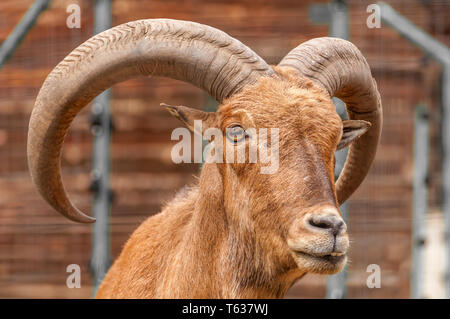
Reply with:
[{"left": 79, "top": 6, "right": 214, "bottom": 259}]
[{"left": 0, "top": 0, "right": 449, "bottom": 298}]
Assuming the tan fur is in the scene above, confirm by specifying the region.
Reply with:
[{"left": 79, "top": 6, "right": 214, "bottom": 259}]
[{"left": 96, "top": 67, "right": 351, "bottom": 299}]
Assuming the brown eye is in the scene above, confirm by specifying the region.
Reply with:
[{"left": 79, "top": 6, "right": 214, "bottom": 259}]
[{"left": 226, "top": 125, "right": 246, "bottom": 144}]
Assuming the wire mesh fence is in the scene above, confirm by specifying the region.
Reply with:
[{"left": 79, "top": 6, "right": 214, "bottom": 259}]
[{"left": 0, "top": 0, "right": 449, "bottom": 298}]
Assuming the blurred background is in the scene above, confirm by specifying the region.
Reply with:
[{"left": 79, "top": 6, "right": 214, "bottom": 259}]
[{"left": 0, "top": 0, "right": 449, "bottom": 299}]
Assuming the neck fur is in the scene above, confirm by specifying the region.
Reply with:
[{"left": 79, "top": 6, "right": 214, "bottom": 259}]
[{"left": 174, "top": 163, "right": 301, "bottom": 298}]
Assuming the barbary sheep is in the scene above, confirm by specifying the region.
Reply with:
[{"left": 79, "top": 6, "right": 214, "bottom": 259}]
[{"left": 27, "top": 19, "right": 382, "bottom": 298}]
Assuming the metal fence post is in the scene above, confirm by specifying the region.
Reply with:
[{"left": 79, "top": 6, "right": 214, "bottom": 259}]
[
  {"left": 89, "top": 0, "right": 112, "bottom": 295},
  {"left": 0, "top": 0, "right": 51, "bottom": 68},
  {"left": 327, "top": 0, "right": 349, "bottom": 299},
  {"left": 411, "top": 104, "right": 429, "bottom": 298},
  {"left": 310, "top": 0, "right": 349, "bottom": 298}
]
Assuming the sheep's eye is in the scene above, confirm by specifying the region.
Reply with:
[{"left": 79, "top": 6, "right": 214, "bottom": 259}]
[{"left": 226, "top": 125, "right": 246, "bottom": 144}]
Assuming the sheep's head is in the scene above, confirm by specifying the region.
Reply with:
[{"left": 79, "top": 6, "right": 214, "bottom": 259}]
[
  {"left": 163, "top": 68, "right": 373, "bottom": 275},
  {"left": 27, "top": 20, "right": 382, "bottom": 276}
]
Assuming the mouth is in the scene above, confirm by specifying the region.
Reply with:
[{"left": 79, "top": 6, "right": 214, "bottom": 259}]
[
  {"left": 293, "top": 250, "right": 346, "bottom": 265},
  {"left": 287, "top": 234, "right": 349, "bottom": 274}
]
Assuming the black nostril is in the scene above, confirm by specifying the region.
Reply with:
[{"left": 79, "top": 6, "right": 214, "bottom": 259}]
[{"left": 308, "top": 215, "right": 345, "bottom": 235}]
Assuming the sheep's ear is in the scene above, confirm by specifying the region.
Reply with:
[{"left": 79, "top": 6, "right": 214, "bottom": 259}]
[
  {"left": 161, "top": 103, "right": 217, "bottom": 135},
  {"left": 337, "top": 120, "right": 371, "bottom": 150}
]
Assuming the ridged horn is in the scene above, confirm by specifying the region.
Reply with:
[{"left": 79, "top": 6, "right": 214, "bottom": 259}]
[
  {"left": 278, "top": 37, "right": 382, "bottom": 204},
  {"left": 27, "top": 19, "right": 274, "bottom": 223}
]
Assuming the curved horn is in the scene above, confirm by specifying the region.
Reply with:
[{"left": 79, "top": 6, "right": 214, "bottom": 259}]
[
  {"left": 28, "top": 19, "right": 274, "bottom": 223},
  {"left": 278, "top": 37, "right": 382, "bottom": 205}
]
